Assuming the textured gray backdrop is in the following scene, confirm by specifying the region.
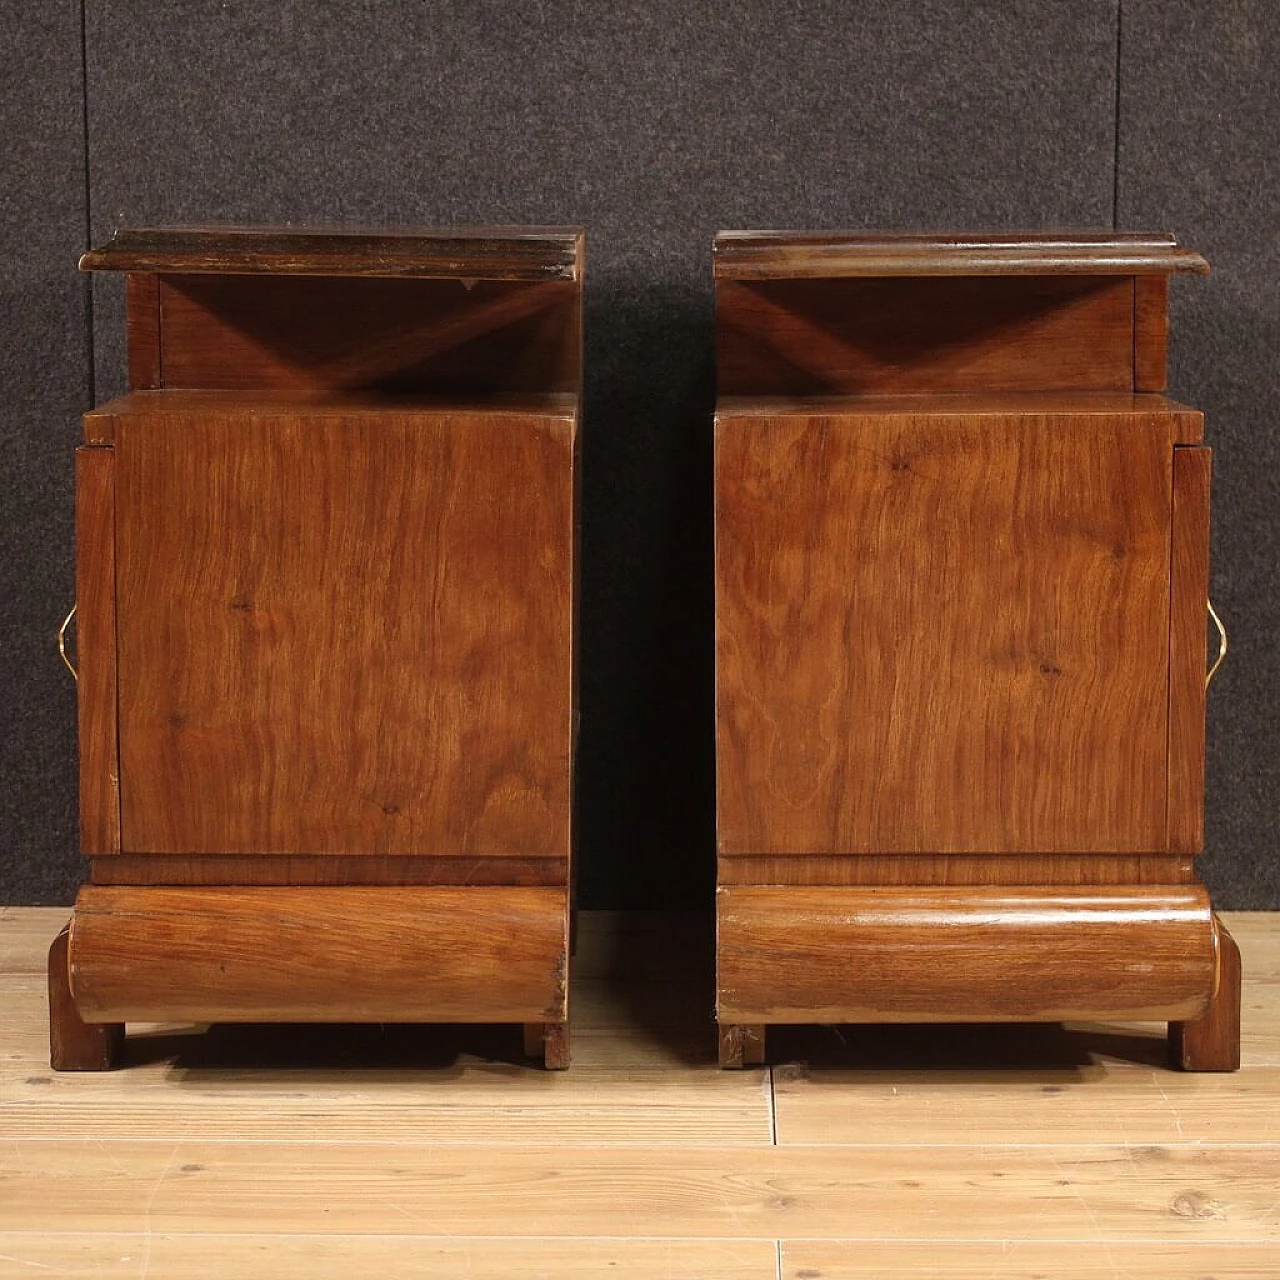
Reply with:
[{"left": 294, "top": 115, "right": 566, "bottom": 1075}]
[{"left": 2, "top": 1, "right": 1275, "bottom": 907}]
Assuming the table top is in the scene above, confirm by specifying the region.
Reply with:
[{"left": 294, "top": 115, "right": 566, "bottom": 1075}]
[
  {"left": 713, "top": 231, "right": 1209, "bottom": 280},
  {"left": 80, "top": 225, "right": 585, "bottom": 281}
]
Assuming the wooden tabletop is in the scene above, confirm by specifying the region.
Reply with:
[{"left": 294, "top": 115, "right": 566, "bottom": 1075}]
[
  {"left": 80, "top": 225, "right": 585, "bottom": 281},
  {"left": 713, "top": 231, "right": 1210, "bottom": 279}
]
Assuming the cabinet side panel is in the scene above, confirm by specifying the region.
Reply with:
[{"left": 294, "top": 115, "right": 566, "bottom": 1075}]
[
  {"left": 74, "top": 447, "right": 120, "bottom": 855},
  {"left": 114, "top": 409, "right": 574, "bottom": 857},
  {"left": 716, "top": 411, "right": 1174, "bottom": 854},
  {"left": 1168, "top": 446, "right": 1212, "bottom": 853}
]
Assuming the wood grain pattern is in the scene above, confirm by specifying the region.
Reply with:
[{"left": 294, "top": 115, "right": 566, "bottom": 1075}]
[
  {"left": 73, "top": 446, "right": 120, "bottom": 855},
  {"left": 125, "top": 271, "right": 161, "bottom": 391},
  {"left": 3, "top": 1141, "right": 1277, "bottom": 1242},
  {"left": 46, "top": 925, "right": 121, "bottom": 1070},
  {"left": 90, "top": 854, "right": 568, "bottom": 887},
  {"left": 68, "top": 886, "right": 568, "bottom": 1023},
  {"left": 716, "top": 886, "right": 1216, "bottom": 1023},
  {"left": 0, "top": 1237, "right": 779, "bottom": 1280},
  {"left": 717, "top": 855, "right": 1197, "bottom": 887},
  {"left": 111, "top": 399, "right": 574, "bottom": 857},
  {"left": 154, "top": 273, "right": 582, "bottom": 394},
  {"left": 713, "top": 230, "right": 1210, "bottom": 280},
  {"left": 772, "top": 1062, "right": 1280, "bottom": 1146},
  {"left": 716, "top": 276, "right": 1138, "bottom": 395},
  {"left": 1173, "top": 916, "right": 1243, "bottom": 1072},
  {"left": 1134, "top": 273, "right": 1170, "bottom": 391},
  {"left": 716, "top": 409, "right": 1178, "bottom": 855},
  {"left": 782, "top": 1242, "right": 1279, "bottom": 1279},
  {"left": 1168, "top": 446, "right": 1213, "bottom": 854},
  {"left": 81, "top": 225, "right": 584, "bottom": 281}
]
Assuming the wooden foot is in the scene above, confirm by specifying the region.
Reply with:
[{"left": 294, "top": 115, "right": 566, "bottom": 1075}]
[
  {"left": 718, "top": 1023, "right": 766, "bottom": 1069},
  {"left": 48, "top": 925, "right": 123, "bottom": 1071},
  {"left": 1170, "top": 916, "right": 1241, "bottom": 1072},
  {"left": 523, "top": 1021, "right": 570, "bottom": 1070}
]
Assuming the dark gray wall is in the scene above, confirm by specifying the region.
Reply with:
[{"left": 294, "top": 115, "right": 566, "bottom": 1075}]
[
  {"left": 3, "top": 1, "right": 1275, "bottom": 907},
  {"left": 1, "top": 5, "right": 92, "bottom": 902}
]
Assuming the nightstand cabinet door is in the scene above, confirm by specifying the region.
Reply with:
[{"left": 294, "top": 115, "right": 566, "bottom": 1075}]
[
  {"left": 716, "top": 408, "right": 1197, "bottom": 856},
  {"left": 108, "top": 404, "right": 574, "bottom": 858}
]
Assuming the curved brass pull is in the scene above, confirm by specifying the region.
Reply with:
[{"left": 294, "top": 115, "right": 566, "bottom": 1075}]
[
  {"left": 57, "top": 605, "right": 78, "bottom": 682},
  {"left": 1206, "top": 599, "right": 1227, "bottom": 690}
]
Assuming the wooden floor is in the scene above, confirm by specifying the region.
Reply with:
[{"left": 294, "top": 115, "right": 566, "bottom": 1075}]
[{"left": 2, "top": 907, "right": 1279, "bottom": 1277}]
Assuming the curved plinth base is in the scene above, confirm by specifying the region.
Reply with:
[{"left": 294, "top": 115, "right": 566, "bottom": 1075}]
[
  {"left": 716, "top": 886, "right": 1239, "bottom": 1072},
  {"left": 51, "top": 886, "right": 570, "bottom": 1071}
]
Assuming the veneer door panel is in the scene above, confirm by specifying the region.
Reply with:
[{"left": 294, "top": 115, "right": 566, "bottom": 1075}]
[
  {"left": 716, "top": 410, "right": 1177, "bottom": 856},
  {"left": 113, "top": 406, "right": 574, "bottom": 858}
]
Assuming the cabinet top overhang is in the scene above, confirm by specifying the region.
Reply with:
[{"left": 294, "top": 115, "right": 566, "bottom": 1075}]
[
  {"left": 713, "top": 231, "right": 1208, "bottom": 280},
  {"left": 80, "top": 225, "right": 584, "bottom": 282}
]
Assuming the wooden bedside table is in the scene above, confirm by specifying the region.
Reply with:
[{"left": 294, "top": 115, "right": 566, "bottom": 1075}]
[
  {"left": 51, "top": 226, "right": 582, "bottom": 1070},
  {"left": 712, "top": 231, "right": 1238, "bottom": 1072}
]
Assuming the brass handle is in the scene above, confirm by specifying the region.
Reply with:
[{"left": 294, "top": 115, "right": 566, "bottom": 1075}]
[
  {"left": 57, "top": 605, "right": 78, "bottom": 682},
  {"left": 1206, "top": 599, "right": 1227, "bottom": 690}
]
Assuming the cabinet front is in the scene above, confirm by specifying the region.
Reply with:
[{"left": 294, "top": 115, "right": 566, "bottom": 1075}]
[
  {"left": 716, "top": 409, "right": 1192, "bottom": 856},
  {"left": 107, "top": 404, "right": 574, "bottom": 858}
]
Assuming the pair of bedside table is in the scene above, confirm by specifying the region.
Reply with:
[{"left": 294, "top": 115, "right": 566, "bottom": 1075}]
[{"left": 50, "top": 227, "right": 1237, "bottom": 1075}]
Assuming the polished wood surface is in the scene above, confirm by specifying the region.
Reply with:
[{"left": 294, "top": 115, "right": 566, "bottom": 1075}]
[
  {"left": 110, "top": 399, "right": 574, "bottom": 857},
  {"left": 718, "top": 888, "right": 1221, "bottom": 1026},
  {"left": 1168, "top": 445, "right": 1214, "bottom": 854},
  {"left": 68, "top": 887, "right": 568, "bottom": 1025},
  {"left": 6, "top": 909, "right": 1279, "bottom": 1276},
  {"left": 73, "top": 447, "right": 119, "bottom": 855},
  {"left": 1173, "top": 918, "right": 1243, "bottom": 1071},
  {"left": 81, "top": 225, "right": 584, "bottom": 281},
  {"left": 713, "top": 231, "right": 1210, "bottom": 279},
  {"left": 718, "top": 855, "right": 1198, "bottom": 887},
  {"left": 90, "top": 854, "right": 568, "bottom": 887},
  {"left": 716, "top": 408, "right": 1179, "bottom": 855},
  {"left": 151, "top": 273, "right": 581, "bottom": 394},
  {"left": 46, "top": 925, "right": 121, "bottom": 1071},
  {"left": 717, "top": 887, "right": 1217, "bottom": 1024}
]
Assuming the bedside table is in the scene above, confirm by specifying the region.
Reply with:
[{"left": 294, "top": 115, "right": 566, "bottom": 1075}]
[
  {"left": 712, "top": 231, "right": 1238, "bottom": 1072},
  {"left": 52, "top": 226, "right": 582, "bottom": 1070}
]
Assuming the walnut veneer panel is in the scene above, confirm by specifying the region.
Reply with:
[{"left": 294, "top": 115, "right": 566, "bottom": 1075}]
[
  {"left": 716, "top": 408, "right": 1180, "bottom": 855},
  {"left": 111, "top": 400, "right": 575, "bottom": 857},
  {"left": 69, "top": 886, "right": 568, "bottom": 1023}
]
